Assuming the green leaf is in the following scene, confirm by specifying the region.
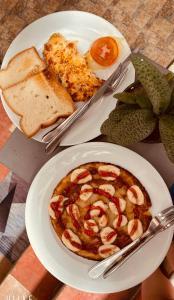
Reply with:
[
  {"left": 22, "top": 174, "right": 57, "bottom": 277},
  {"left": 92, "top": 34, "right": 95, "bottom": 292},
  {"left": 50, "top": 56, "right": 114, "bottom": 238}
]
[
  {"left": 114, "top": 92, "right": 137, "bottom": 104},
  {"left": 166, "top": 71, "right": 174, "bottom": 112},
  {"left": 169, "top": 109, "right": 174, "bottom": 115},
  {"left": 114, "top": 86, "right": 152, "bottom": 109},
  {"left": 168, "top": 86, "right": 174, "bottom": 112},
  {"left": 131, "top": 53, "right": 171, "bottom": 114},
  {"left": 116, "top": 103, "right": 139, "bottom": 110},
  {"left": 108, "top": 104, "right": 136, "bottom": 122},
  {"left": 159, "top": 115, "right": 174, "bottom": 163},
  {"left": 165, "top": 71, "right": 174, "bottom": 84},
  {"left": 101, "top": 108, "right": 156, "bottom": 145}
]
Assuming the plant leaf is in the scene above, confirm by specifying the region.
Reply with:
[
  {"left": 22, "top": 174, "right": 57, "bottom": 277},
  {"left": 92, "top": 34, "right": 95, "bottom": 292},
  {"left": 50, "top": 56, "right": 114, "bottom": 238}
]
[
  {"left": 116, "top": 103, "right": 139, "bottom": 110},
  {"left": 101, "top": 108, "right": 156, "bottom": 145},
  {"left": 114, "top": 72, "right": 173, "bottom": 110},
  {"left": 169, "top": 109, "right": 174, "bottom": 115},
  {"left": 168, "top": 86, "right": 174, "bottom": 112},
  {"left": 114, "top": 92, "right": 137, "bottom": 104},
  {"left": 165, "top": 71, "right": 174, "bottom": 84},
  {"left": 114, "top": 87, "right": 152, "bottom": 109},
  {"left": 131, "top": 53, "right": 171, "bottom": 114},
  {"left": 159, "top": 115, "right": 174, "bottom": 163}
]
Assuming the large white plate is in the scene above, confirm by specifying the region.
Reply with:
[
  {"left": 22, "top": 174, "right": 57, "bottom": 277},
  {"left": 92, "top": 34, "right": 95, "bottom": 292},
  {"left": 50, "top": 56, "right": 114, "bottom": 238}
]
[
  {"left": 25, "top": 142, "right": 173, "bottom": 293},
  {"left": 0, "top": 11, "right": 135, "bottom": 146}
]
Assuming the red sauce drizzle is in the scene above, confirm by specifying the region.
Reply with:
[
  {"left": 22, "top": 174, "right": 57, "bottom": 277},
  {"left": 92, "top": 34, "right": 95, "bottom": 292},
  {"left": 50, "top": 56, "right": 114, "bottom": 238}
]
[
  {"left": 90, "top": 205, "right": 105, "bottom": 217},
  {"left": 112, "top": 198, "right": 121, "bottom": 214},
  {"left": 100, "top": 248, "right": 111, "bottom": 254},
  {"left": 50, "top": 201, "right": 59, "bottom": 211},
  {"left": 80, "top": 188, "right": 93, "bottom": 194},
  {"left": 93, "top": 188, "right": 121, "bottom": 214},
  {"left": 50, "top": 198, "right": 64, "bottom": 218},
  {"left": 130, "top": 219, "right": 138, "bottom": 237},
  {"left": 84, "top": 229, "right": 95, "bottom": 236},
  {"left": 117, "top": 214, "right": 122, "bottom": 227},
  {"left": 106, "top": 231, "right": 116, "bottom": 241},
  {"left": 98, "top": 170, "right": 118, "bottom": 179},
  {"left": 71, "top": 241, "right": 82, "bottom": 250},
  {"left": 84, "top": 209, "right": 91, "bottom": 220},
  {"left": 75, "top": 170, "right": 90, "bottom": 182},
  {"left": 129, "top": 186, "right": 138, "bottom": 199},
  {"left": 93, "top": 187, "right": 110, "bottom": 198},
  {"left": 68, "top": 205, "right": 80, "bottom": 229},
  {"left": 63, "top": 230, "right": 82, "bottom": 249},
  {"left": 64, "top": 230, "right": 70, "bottom": 239},
  {"left": 86, "top": 221, "right": 96, "bottom": 227}
]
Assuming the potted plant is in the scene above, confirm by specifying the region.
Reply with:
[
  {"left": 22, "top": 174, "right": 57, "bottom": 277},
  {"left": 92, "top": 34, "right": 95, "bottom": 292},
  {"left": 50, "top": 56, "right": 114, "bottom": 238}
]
[{"left": 101, "top": 53, "right": 174, "bottom": 163}]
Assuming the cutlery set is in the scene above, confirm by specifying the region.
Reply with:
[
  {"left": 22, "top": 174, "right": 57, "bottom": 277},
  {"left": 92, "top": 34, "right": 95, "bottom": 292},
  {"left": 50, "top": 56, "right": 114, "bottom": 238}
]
[
  {"left": 89, "top": 205, "right": 174, "bottom": 279},
  {"left": 42, "top": 54, "right": 132, "bottom": 153}
]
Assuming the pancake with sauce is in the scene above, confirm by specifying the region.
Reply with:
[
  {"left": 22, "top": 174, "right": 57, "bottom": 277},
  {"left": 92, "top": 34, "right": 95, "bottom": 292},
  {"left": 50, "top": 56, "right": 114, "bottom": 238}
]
[{"left": 48, "top": 162, "right": 152, "bottom": 260}]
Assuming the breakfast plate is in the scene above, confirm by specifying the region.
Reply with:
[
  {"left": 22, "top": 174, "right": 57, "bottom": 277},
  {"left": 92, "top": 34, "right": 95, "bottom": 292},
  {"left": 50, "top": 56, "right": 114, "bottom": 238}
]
[
  {"left": 25, "top": 142, "right": 173, "bottom": 293},
  {"left": 0, "top": 11, "right": 135, "bottom": 146}
]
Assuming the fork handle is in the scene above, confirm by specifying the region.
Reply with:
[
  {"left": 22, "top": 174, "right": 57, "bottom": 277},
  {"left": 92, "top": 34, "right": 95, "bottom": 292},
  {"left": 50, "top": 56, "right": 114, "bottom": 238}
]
[{"left": 103, "top": 231, "right": 155, "bottom": 278}]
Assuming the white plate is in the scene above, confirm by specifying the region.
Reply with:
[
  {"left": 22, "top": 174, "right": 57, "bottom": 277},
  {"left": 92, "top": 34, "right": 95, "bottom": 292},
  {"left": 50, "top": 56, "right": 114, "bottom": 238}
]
[
  {"left": 0, "top": 11, "right": 135, "bottom": 146},
  {"left": 25, "top": 142, "right": 173, "bottom": 293}
]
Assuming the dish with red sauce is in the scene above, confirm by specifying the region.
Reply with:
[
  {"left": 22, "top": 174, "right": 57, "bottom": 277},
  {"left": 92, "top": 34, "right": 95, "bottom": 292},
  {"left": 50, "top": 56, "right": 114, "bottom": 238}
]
[{"left": 48, "top": 162, "right": 152, "bottom": 260}]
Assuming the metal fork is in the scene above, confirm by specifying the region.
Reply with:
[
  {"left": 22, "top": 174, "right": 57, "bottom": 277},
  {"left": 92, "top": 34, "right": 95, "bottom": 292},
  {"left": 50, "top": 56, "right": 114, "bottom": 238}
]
[
  {"left": 88, "top": 205, "right": 174, "bottom": 279},
  {"left": 42, "top": 63, "right": 129, "bottom": 146},
  {"left": 44, "top": 66, "right": 129, "bottom": 154}
]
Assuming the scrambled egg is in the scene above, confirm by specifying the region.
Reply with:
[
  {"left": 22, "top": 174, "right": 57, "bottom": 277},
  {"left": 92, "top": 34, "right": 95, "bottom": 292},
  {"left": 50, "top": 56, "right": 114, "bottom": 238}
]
[{"left": 43, "top": 33, "right": 103, "bottom": 102}]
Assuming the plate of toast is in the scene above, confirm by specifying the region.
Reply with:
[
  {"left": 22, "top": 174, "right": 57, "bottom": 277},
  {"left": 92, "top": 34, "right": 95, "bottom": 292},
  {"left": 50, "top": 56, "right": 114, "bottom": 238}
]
[{"left": 0, "top": 11, "right": 135, "bottom": 145}]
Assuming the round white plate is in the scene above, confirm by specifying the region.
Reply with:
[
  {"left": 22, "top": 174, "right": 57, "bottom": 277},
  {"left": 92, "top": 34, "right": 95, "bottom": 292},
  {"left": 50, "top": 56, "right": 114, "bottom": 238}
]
[
  {"left": 25, "top": 142, "right": 173, "bottom": 293},
  {"left": 0, "top": 11, "right": 135, "bottom": 146}
]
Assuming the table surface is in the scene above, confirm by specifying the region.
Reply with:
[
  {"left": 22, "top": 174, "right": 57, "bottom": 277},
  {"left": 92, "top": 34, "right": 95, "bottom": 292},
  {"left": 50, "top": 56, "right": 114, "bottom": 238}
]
[
  {"left": 0, "top": 0, "right": 174, "bottom": 68},
  {"left": 0, "top": 1, "right": 174, "bottom": 299}
]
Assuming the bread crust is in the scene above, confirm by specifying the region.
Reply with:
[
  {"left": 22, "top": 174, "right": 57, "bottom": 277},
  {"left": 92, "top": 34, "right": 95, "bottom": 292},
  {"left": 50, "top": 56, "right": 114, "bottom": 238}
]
[
  {"left": 0, "top": 47, "right": 46, "bottom": 89},
  {"left": 2, "top": 72, "right": 75, "bottom": 138}
]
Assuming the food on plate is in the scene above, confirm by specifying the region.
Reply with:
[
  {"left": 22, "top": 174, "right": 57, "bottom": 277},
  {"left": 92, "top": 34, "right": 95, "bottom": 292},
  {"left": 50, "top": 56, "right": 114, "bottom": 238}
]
[
  {"left": 3, "top": 72, "right": 74, "bottom": 137},
  {"left": 43, "top": 33, "right": 103, "bottom": 102},
  {"left": 49, "top": 162, "right": 152, "bottom": 260},
  {"left": 88, "top": 36, "right": 119, "bottom": 67},
  {"left": 127, "top": 219, "right": 143, "bottom": 241},
  {"left": 0, "top": 47, "right": 45, "bottom": 89},
  {"left": 101, "top": 53, "right": 174, "bottom": 163}
]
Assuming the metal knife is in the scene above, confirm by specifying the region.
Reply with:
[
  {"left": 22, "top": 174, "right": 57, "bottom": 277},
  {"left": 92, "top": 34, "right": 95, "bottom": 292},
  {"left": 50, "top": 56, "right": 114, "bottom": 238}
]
[{"left": 45, "top": 54, "right": 131, "bottom": 154}]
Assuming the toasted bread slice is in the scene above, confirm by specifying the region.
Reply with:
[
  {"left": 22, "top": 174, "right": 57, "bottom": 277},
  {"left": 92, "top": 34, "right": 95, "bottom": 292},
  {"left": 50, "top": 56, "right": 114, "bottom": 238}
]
[
  {"left": 3, "top": 72, "right": 75, "bottom": 137},
  {"left": 0, "top": 47, "right": 45, "bottom": 89}
]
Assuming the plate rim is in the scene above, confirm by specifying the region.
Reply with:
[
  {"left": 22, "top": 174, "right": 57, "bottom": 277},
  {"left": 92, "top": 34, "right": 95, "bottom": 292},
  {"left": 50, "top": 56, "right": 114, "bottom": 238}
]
[{"left": 25, "top": 142, "right": 173, "bottom": 293}]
